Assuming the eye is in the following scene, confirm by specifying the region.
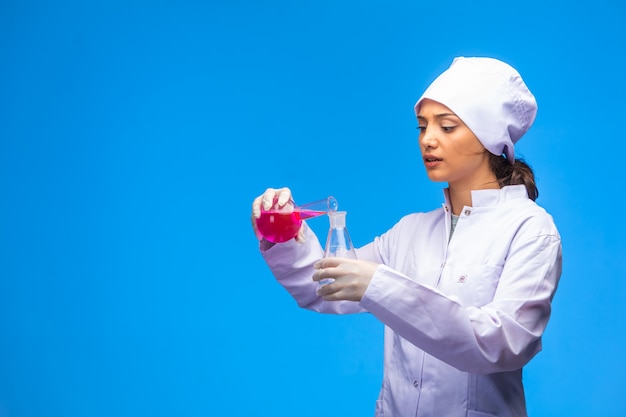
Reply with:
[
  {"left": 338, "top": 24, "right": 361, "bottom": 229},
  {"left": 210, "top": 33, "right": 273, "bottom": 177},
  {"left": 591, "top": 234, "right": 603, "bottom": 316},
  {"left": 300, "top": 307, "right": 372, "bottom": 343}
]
[
  {"left": 417, "top": 125, "right": 426, "bottom": 134},
  {"left": 441, "top": 125, "right": 456, "bottom": 133}
]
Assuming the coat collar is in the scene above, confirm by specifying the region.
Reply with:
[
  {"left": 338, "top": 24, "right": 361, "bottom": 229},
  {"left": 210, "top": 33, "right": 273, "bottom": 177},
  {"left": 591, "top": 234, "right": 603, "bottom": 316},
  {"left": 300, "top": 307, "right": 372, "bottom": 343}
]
[{"left": 443, "top": 184, "right": 528, "bottom": 209}]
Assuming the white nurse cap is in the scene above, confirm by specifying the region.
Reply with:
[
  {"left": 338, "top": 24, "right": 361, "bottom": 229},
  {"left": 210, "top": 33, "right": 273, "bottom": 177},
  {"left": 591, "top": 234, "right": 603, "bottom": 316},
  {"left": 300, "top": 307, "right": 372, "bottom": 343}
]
[{"left": 414, "top": 57, "right": 537, "bottom": 163}]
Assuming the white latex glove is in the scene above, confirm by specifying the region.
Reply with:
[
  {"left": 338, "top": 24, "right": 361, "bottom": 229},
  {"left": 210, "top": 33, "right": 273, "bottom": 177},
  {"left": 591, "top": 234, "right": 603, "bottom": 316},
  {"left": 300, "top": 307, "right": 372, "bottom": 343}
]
[
  {"left": 313, "top": 257, "right": 379, "bottom": 302},
  {"left": 251, "top": 187, "right": 306, "bottom": 244}
]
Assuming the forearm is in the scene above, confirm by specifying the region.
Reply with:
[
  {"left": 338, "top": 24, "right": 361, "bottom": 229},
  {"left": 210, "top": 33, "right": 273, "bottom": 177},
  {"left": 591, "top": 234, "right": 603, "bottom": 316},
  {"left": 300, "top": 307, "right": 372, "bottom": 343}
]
[{"left": 360, "top": 263, "right": 555, "bottom": 374}]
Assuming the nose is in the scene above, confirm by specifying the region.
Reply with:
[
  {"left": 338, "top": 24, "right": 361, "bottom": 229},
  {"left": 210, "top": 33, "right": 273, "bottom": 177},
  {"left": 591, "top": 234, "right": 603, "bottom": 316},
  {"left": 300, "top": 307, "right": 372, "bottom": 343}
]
[{"left": 419, "top": 126, "right": 437, "bottom": 150}]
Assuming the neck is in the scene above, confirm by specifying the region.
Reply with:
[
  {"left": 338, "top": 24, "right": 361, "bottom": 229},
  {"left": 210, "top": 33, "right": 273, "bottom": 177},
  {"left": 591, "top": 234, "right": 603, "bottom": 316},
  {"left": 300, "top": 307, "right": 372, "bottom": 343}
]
[{"left": 447, "top": 187, "right": 472, "bottom": 216}]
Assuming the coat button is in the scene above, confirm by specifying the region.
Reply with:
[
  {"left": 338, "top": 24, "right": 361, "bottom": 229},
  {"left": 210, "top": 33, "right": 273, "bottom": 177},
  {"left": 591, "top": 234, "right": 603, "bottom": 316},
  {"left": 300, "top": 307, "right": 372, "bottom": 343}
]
[
  {"left": 413, "top": 380, "right": 419, "bottom": 387},
  {"left": 464, "top": 209, "right": 471, "bottom": 216},
  {"left": 458, "top": 275, "right": 467, "bottom": 283}
]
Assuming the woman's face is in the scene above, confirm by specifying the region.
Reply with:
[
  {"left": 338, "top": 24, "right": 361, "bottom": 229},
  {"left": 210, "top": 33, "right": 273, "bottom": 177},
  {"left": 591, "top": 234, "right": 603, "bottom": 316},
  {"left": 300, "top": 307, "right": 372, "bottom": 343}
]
[{"left": 417, "top": 99, "right": 495, "bottom": 190}]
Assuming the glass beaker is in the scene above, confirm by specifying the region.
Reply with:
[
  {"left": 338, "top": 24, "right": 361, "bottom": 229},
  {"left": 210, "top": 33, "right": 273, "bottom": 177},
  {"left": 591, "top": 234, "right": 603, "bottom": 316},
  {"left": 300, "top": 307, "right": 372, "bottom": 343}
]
[
  {"left": 256, "top": 196, "right": 338, "bottom": 243},
  {"left": 320, "top": 211, "right": 357, "bottom": 286}
]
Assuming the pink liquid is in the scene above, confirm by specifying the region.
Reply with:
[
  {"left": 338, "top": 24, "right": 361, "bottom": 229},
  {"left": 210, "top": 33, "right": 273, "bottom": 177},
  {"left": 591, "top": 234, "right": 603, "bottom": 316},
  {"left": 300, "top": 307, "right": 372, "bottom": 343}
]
[{"left": 256, "top": 209, "right": 325, "bottom": 243}]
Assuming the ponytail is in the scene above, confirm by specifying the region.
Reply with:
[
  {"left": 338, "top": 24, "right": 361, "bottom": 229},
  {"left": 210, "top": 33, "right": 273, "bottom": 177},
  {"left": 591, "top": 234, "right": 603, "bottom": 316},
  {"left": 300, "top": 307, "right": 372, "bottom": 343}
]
[{"left": 489, "top": 154, "right": 539, "bottom": 201}]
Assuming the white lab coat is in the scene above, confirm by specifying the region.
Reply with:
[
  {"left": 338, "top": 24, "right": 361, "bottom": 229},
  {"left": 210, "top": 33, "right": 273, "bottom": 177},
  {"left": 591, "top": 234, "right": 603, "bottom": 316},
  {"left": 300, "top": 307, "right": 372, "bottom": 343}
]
[{"left": 261, "top": 185, "right": 562, "bottom": 417}]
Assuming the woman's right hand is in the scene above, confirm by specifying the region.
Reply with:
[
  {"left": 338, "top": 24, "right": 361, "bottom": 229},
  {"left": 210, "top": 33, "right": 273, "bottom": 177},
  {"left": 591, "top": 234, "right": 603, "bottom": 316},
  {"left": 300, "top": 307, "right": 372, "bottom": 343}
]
[{"left": 251, "top": 187, "right": 306, "bottom": 243}]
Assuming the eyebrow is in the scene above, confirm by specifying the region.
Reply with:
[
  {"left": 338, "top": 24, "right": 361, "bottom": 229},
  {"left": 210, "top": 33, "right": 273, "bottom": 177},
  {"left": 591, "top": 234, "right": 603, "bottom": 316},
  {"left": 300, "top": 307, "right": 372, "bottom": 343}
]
[{"left": 417, "top": 113, "right": 459, "bottom": 121}]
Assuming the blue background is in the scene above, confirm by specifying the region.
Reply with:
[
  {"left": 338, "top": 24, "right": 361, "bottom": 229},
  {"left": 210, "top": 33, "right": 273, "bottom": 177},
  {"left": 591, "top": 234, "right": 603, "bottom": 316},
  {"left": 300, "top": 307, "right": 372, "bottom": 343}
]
[{"left": 1, "top": 1, "right": 624, "bottom": 416}]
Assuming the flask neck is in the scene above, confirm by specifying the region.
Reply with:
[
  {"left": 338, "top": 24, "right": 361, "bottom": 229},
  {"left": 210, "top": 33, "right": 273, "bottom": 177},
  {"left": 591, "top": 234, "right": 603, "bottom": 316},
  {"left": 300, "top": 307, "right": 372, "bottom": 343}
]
[{"left": 328, "top": 211, "right": 347, "bottom": 228}]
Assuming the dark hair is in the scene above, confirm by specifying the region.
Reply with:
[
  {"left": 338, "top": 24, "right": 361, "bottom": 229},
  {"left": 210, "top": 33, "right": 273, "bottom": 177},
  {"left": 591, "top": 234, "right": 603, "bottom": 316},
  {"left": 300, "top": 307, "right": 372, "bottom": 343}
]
[{"left": 489, "top": 154, "right": 538, "bottom": 201}]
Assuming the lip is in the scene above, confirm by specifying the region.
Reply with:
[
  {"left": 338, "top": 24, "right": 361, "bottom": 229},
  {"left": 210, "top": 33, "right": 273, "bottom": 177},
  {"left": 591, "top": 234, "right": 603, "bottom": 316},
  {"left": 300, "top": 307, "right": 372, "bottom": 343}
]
[{"left": 423, "top": 153, "right": 442, "bottom": 168}]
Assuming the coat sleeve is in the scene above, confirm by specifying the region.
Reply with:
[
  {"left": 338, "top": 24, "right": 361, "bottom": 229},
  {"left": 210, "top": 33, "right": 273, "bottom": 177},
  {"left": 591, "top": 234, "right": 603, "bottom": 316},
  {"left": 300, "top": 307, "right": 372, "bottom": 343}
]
[
  {"left": 359, "top": 216, "right": 563, "bottom": 374},
  {"left": 261, "top": 223, "right": 368, "bottom": 314}
]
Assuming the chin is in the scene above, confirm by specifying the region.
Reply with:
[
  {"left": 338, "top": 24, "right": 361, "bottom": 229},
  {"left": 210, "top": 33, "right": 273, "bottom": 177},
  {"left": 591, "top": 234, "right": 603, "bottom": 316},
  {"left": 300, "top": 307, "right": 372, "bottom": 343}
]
[{"left": 426, "top": 173, "right": 448, "bottom": 183}]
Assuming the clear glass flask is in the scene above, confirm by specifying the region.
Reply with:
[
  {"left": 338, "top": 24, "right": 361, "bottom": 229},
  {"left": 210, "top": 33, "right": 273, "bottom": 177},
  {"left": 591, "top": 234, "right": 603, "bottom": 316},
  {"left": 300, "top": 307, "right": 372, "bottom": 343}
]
[
  {"left": 320, "top": 210, "right": 357, "bottom": 286},
  {"left": 256, "top": 196, "right": 338, "bottom": 243}
]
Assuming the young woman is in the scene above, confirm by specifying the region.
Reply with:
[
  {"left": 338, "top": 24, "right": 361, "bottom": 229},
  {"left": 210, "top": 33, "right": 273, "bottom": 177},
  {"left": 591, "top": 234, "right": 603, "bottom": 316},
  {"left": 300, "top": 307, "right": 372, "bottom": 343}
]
[{"left": 251, "top": 57, "right": 562, "bottom": 417}]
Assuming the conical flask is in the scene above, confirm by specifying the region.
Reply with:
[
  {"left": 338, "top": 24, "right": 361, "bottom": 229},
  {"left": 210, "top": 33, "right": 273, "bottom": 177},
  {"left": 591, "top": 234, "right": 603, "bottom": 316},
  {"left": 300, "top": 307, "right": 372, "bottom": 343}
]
[{"left": 320, "top": 211, "right": 357, "bottom": 286}]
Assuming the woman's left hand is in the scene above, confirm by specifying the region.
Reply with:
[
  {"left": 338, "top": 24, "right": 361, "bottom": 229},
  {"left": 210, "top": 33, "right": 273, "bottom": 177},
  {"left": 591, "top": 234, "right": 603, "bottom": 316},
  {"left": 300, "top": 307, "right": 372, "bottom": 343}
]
[{"left": 313, "top": 258, "right": 379, "bottom": 302}]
